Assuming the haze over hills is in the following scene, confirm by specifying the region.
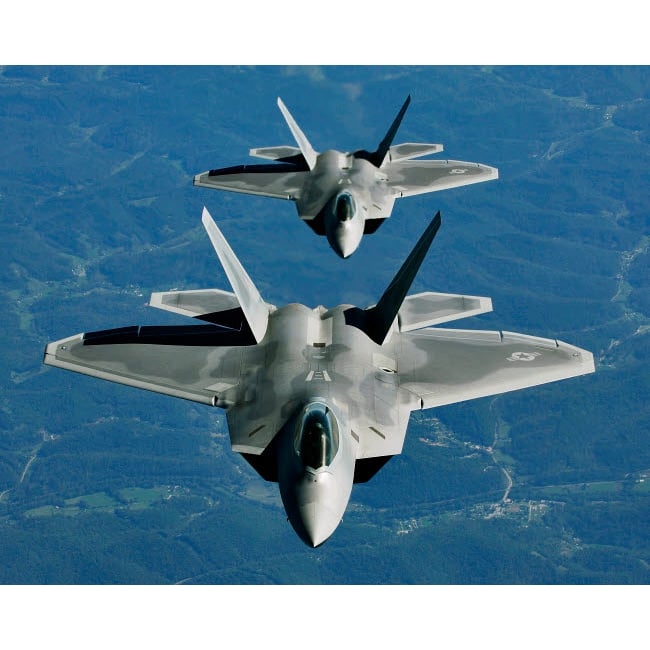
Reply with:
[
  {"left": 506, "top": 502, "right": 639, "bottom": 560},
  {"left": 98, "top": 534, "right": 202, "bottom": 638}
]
[{"left": 0, "top": 65, "right": 648, "bottom": 583}]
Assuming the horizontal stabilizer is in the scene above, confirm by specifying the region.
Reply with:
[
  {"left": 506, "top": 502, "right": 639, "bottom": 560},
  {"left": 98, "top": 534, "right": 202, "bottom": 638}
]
[
  {"left": 399, "top": 291, "right": 493, "bottom": 331},
  {"left": 388, "top": 142, "right": 443, "bottom": 162},
  {"left": 201, "top": 207, "right": 270, "bottom": 343},
  {"left": 249, "top": 146, "right": 302, "bottom": 160},
  {"left": 150, "top": 288, "right": 275, "bottom": 324},
  {"left": 150, "top": 288, "right": 240, "bottom": 319}
]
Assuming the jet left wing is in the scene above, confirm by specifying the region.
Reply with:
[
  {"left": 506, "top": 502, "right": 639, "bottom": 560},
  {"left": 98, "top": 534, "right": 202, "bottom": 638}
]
[
  {"left": 398, "top": 328, "right": 594, "bottom": 409},
  {"left": 43, "top": 333, "right": 245, "bottom": 407},
  {"left": 193, "top": 167, "right": 307, "bottom": 200},
  {"left": 386, "top": 159, "right": 498, "bottom": 197}
]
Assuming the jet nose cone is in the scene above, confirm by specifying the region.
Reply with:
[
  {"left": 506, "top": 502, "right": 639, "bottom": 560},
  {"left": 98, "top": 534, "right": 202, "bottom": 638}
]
[
  {"left": 332, "top": 233, "right": 358, "bottom": 259},
  {"left": 299, "top": 502, "right": 341, "bottom": 547},
  {"left": 326, "top": 211, "right": 364, "bottom": 259},
  {"left": 336, "top": 245, "right": 354, "bottom": 260}
]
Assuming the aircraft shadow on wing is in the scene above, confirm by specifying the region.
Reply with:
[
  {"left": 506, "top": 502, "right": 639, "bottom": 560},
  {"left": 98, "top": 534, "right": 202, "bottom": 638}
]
[
  {"left": 194, "top": 96, "right": 499, "bottom": 258},
  {"left": 44, "top": 207, "right": 594, "bottom": 547}
]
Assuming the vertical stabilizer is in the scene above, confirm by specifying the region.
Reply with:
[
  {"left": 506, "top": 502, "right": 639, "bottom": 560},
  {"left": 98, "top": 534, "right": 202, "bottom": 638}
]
[
  {"left": 201, "top": 207, "right": 269, "bottom": 343},
  {"left": 344, "top": 211, "right": 442, "bottom": 345},
  {"left": 277, "top": 97, "right": 318, "bottom": 170},
  {"left": 355, "top": 95, "right": 411, "bottom": 168},
  {"left": 373, "top": 94, "right": 411, "bottom": 167}
]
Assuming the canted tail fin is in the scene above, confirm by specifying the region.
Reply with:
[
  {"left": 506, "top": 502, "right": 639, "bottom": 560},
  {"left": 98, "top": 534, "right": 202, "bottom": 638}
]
[
  {"left": 372, "top": 94, "right": 411, "bottom": 167},
  {"left": 201, "top": 207, "right": 269, "bottom": 343},
  {"left": 276, "top": 94, "right": 411, "bottom": 170},
  {"left": 344, "top": 211, "right": 442, "bottom": 345},
  {"left": 277, "top": 97, "right": 318, "bottom": 170},
  {"left": 355, "top": 95, "right": 412, "bottom": 168}
]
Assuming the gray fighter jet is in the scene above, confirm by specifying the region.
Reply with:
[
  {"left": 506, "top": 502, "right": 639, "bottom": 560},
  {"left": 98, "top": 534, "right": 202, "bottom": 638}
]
[
  {"left": 194, "top": 96, "right": 498, "bottom": 258},
  {"left": 43, "top": 208, "right": 594, "bottom": 547}
]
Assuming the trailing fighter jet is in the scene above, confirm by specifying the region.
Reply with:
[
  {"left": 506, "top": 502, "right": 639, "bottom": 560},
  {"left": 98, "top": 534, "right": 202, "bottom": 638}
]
[
  {"left": 43, "top": 208, "right": 594, "bottom": 547},
  {"left": 194, "top": 96, "right": 498, "bottom": 258}
]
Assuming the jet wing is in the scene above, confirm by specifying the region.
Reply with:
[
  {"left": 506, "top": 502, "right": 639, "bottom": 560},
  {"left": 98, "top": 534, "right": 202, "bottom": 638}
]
[
  {"left": 193, "top": 166, "right": 307, "bottom": 200},
  {"left": 43, "top": 333, "right": 244, "bottom": 407},
  {"left": 386, "top": 159, "right": 498, "bottom": 197},
  {"left": 398, "top": 328, "right": 594, "bottom": 410}
]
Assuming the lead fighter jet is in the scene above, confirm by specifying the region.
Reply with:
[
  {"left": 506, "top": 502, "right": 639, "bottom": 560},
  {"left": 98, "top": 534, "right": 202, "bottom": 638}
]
[
  {"left": 43, "top": 208, "right": 593, "bottom": 547},
  {"left": 194, "top": 96, "right": 498, "bottom": 258}
]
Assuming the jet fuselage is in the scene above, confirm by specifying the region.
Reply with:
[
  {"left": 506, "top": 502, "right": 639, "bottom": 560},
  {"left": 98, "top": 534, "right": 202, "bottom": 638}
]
[
  {"left": 43, "top": 209, "right": 595, "bottom": 547},
  {"left": 221, "top": 302, "right": 412, "bottom": 546},
  {"left": 276, "top": 399, "right": 357, "bottom": 546},
  {"left": 297, "top": 150, "right": 394, "bottom": 258},
  {"left": 193, "top": 96, "right": 498, "bottom": 258}
]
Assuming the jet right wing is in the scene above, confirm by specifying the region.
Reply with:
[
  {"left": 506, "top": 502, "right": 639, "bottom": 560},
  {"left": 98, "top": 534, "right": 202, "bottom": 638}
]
[
  {"left": 386, "top": 159, "right": 498, "bottom": 197},
  {"left": 397, "top": 328, "right": 595, "bottom": 410},
  {"left": 193, "top": 165, "right": 307, "bottom": 200}
]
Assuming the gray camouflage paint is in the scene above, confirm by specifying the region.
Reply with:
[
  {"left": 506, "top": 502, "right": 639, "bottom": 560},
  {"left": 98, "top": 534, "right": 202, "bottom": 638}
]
[{"left": 44, "top": 210, "right": 593, "bottom": 546}]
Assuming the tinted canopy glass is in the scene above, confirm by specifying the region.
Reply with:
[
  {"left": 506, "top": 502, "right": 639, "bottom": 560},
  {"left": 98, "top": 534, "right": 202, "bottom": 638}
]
[
  {"left": 335, "top": 192, "right": 355, "bottom": 222},
  {"left": 294, "top": 402, "right": 340, "bottom": 469}
]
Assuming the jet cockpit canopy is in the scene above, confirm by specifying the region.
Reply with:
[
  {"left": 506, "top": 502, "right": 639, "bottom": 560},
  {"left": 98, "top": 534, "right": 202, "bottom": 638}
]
[
  {"left": 294, "top": 402, "right": 340, "bottom": 469},
  {"left": 335, "top": 192, "right": 355, "bottom": 222}
]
